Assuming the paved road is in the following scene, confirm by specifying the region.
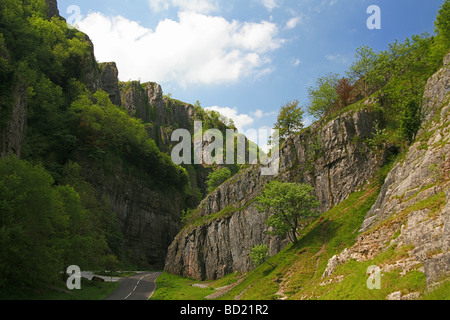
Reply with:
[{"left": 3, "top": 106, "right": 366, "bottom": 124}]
[{"left": 104, "top": 272, "right": 162, "bottom": 300}]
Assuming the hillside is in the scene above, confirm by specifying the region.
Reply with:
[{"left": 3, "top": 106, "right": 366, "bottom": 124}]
[
  {"left": 0, "top": 0, "right": 235, "bottom": 292},
  {"left": 0, "top": 0, "right": 449, "bottom": 301},
  {"left": 154, "top": 51, "right": 449, "bottom": 301},
  {"left": 160, "top": 2, "right": 450, "bottom": 299}
]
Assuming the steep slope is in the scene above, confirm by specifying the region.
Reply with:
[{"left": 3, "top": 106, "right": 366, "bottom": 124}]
[
  {"left": 321, "top": 53, "right": 450, "bottom": 296},
  {"left": 211, "top": 52, "right": 449, "bottom": 300},
  {"left": 165, "top": 106, "right": 390, "bottom": 280},
  {"left": 0, "top": 0, "right": 191, "bottom": 269}
]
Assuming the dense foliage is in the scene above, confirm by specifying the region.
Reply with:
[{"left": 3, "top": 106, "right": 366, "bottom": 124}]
[
  {"left": 0, "top": 156, "right": 110, "bottom": 288},
  {"left": 303, "top": 0, "right": 450, "bottom": 148},
  {"left": 256, "top": 181, "right": 320, "bottom": 244},
  {"left": 0, "top": 0, "right": 191, "bottom": 291},
  {"left": 206, "top": 167, "right": 231, "bottom": 194},
  {"left": 273, "top": 100, "right": 305, "bottom": 141}
]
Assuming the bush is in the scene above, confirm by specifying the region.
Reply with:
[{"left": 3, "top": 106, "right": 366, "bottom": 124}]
[{"left": 206, "top": 167, "right": 231, "bottom": 193}]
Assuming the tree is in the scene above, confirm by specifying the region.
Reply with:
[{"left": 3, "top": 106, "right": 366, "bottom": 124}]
[
  {"left": 436, "top": 0, "right": 450, "bottom": 45},
  {"left": 274, "top": 100, "right": 304, "bottom": 141},
  {"left": 335, "top": 77, "right": 355, "bottom": 109},
  {"left": 346, "top": 45, "right": 377, "bottom": 97},
  {"left": 206, "top": 167, "right": 231, "bottom": 193},
  {"left": 256, "top": 181, "right": 320, "bottom": 244},
  {"left": 249, "top": 245, "right": 274, "bottom": 268},
  {"left": 400, "top": 99, "right": 421, "bottom": 143},
  {"left": 307, "top": 73, "right": 339, "bottom": 119}
]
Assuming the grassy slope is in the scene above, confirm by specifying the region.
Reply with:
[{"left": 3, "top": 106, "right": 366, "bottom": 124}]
[{"left": 151, "top": 157, "right": 448, "bottom": 300}]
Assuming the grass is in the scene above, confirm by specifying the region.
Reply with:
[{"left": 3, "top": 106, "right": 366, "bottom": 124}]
[
  {"left": 151, "top": 152, "right": 449, "bottom": 301},
  {"left": 0, "top": 278, "right": 119, "bottom": 300},
  {"left": 150, "top": 273, "right": 215, "bottom": 300}
]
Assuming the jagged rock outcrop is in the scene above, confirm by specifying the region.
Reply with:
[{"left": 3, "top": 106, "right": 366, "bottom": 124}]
[
  {"left": 99, "top": 62, "right": 121, "bottom": 106},
  {"left": 322, "top": 53, "right": 450, "bottom": 290},
  {"left": 120, "top": 81, "right": 195, "bottom": 152},
  {"left": 0, "top": 82, "right": 27, "bottom": 158},
  {"left": 46, "top": 0, "right": 59, "bottom": 19},
  {"left": 80, "top": 162, "right": 184, "bottom": 268},
  {"left": 165, "top": 106, "right": 387, "bottom": 280}
]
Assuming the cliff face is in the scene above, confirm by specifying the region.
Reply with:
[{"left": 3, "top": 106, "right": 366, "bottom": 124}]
[
  {"left": 119, "top": 81, "right": 195, "bottom": 152},
  {"left": 78, "top": 162, "right": 184, "bottom": 268},
  {"left": 322, "top": 53, "right": 450, "bottom": 294},
  {"left": 0, "top": 82, "right": 27, "bottom": 158},
  {"left": 165, "top": 106, "right": 387, "bottom": 280}
]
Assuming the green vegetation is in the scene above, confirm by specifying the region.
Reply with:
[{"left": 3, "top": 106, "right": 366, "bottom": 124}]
[
  {"left": 256, "top": 181, "right": 319, "bottom": 244},
  {"left": 249, "top": 245, "right": 273, "bottom": 268},
  {"left": 301, "top": 0, "right": 450, "bottom": 153},
  {"left": 150, "top": 273, "right": 215, "bottom": 300},
  {"left": 307, "top": 73, "right": 340, "bottom": 119},
  {"left": 0, "top": 278, "right": 119, "bottom": 300},
  {"left": 206, "top": 167, "right": 231, "bottom": 193},
  {"left": 0, "top": 156, "right": 109, "bottom": 289},
  {"left": 273, "top": 100, "right": 305, "bottom": 141},
  {"left": 0, "top": 0, "right": 192, "bottom": 296}
]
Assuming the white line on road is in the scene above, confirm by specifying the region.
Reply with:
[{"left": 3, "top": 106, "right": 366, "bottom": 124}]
[{"left": 124, "top": 274, "right": 152, "bottom": 300}]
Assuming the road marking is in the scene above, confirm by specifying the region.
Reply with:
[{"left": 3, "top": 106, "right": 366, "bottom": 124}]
[{"left": 124, "top": 273, "right": 152, "bottom": 300}]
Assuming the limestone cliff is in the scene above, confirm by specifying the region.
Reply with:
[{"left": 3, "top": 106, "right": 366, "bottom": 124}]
[
  {"left": 0, "top": 82, "right": 27, "bottom": 158},
  {"left": 322, "top": 53, "right": 450, "bottom": 296},
  {"left": 165, "top": 106, "right": 387, "bottom": 280},
  {"left": 119, "top": 81, "right": 195, "bottom": 152}
]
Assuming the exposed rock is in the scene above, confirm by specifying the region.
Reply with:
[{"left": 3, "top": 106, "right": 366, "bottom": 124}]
[
  {"left": 46, "top": 0, "right": 59, "bottom": 20},
  {"left": 386, "top": 291, "right": 402, "bottom": 300},
  {"left": 0, "top": 82, "right": 27, "bottom": 158},
  {"left": 100, "top": 62, "right": 121, "bottom": 106},
  {"left": 322, "top": 53, "right": 450, "bottom": 286},
  {"left": 166, "top": 107, "right": 386, "bottom": 280},
  {"left": 80, "top": 161, "right": 184, "bottom": 268},
  {"left": 120, "top": 81, "right": 195, "bottom": 152},
  {"left": 91, "top": 276, "right": 105, "bottom": 282}
]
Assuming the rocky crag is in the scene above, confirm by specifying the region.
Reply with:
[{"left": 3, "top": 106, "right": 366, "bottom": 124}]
[
  {"left": 321, "top": 53, "right": 450, "bottom": 296},
  {"left": 165, "top": 104, "right": 390, "bottom": 280},
  {"left": 0, "top": 0, "right": 198, "bottom": 269},
  {"left": 165, "top": 53, "right": 450, "bottom": 284}
]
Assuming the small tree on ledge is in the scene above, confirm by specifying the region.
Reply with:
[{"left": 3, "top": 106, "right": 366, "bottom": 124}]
[{"left": 256, "top": 181, "right": 320, "bottom": 245}]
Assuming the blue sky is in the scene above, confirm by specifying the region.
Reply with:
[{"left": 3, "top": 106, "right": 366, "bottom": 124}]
[{"left": 58, "top": 0, "right": 445, "bottom": 144}]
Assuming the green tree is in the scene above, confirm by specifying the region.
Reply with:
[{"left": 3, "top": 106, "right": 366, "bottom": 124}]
[
  {"left": 346, "top": 45, "right": 377, "bottom": 97},
  {"left": 256, "top": 181, "right": 320, "bottom": 244},
  {"left": 206, "top": 167, "right": 231, "bottom": 193},
  {"left": 249, "top": 244, "right": 274, "bottom": 268},
  {"left": 436, "top": 0, "right": 450, "bottom": 45},
  {"left": 274, "top": 99, "right": 304, "bottom": 141},
  {"left": 400, "top": 99, "right": 422, "bottom": 143},
  {"left": 0, "top": 156, "right": 62, "bottom": 288},
  {"left": 307, "top": 73, "right": 340, "bottom": 119}
]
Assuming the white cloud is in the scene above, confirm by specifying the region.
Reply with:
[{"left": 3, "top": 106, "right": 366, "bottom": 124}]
[
  {"left": 285, "top": 16, "right": 302, "bottom": 29},
  {"left": 293, "top": 58, "right": 301, "bottom": 66},
  {"left": 77, "top": 11, "right": 282, "bottom": 86},
  {"left": 148, "top": 0, "right": 219, "bottom": 14},
  {"left": 257, "top": 0, "right": 280, "bottom": 11},
  {"left": 325, "top": 53, "right": 349, "bottom": 64}
]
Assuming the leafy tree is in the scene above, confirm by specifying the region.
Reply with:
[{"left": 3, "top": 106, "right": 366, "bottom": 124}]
[
  {"left": 0, "top": 156, "right": 62, "bottom": 288},
  {"left": 206, "top": 167, "right": 231, "bottom": 193},
  {"left": 346, "top": 45, "right": 378, "bottom": 97},
  {"left": 249, "top": 245, "right": 274, "bottom": 268},
  {"left": 274, "top": 99, "right": 304, "bottom": 141},
  {"left": 307, "top": 73, "right": 339, "bottom": 119},
  {"left": 335, "top": 77, "right": 355, "bottom": 109},
  {"left": 400, "top": 99, "right": 421, "bottom": 143},
  {"left": 436, "top": 0, "right": 450, "bottom": 45},
  {"left": 0, "top": 156, "right": 113, "bottom": 289},
  {"left": 256, "top": 181, "right": 320, "bottom": 244}
]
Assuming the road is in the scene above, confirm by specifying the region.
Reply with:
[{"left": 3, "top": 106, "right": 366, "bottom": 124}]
[{"left": 104, "top": 272, "right": 162, "bottom": 300}]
